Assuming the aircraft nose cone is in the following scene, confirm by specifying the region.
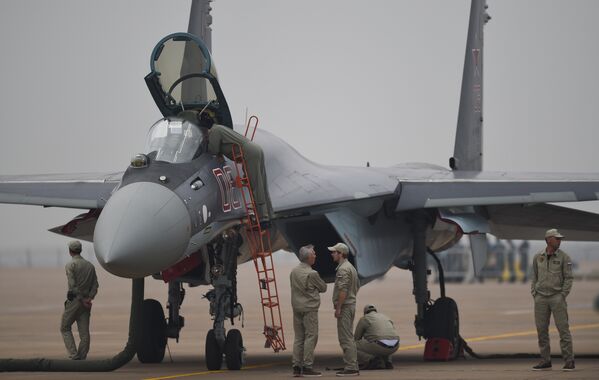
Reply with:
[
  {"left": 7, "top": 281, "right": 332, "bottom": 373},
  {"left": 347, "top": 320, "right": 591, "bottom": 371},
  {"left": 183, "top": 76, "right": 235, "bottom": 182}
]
[{"left": 94, "top": 182, "right": 191, "bottom": 278}]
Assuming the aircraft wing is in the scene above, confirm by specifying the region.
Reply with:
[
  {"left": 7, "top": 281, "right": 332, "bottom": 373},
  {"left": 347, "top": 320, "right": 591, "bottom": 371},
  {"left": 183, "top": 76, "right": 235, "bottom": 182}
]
[
  {"left": 487, "top": 203, "right": 599, "bottom": 241},
  {"left": 395, "top": 169, "right": 599, "bottom": 211},
  {"left": 0, "top": 172, "right": 122, "bottom": 209},
  {"left": 392, "top": 168, "right": 599, "bottom": 241}
]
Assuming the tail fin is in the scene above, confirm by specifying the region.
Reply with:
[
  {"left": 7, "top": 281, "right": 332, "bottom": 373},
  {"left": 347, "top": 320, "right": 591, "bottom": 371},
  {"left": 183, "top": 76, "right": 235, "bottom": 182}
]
[
  {"left": 187, "top": 0, "right": 213, "bottom": 53},
  {"left": 450, "top": 0, "right": 491, "bottom": 171}
]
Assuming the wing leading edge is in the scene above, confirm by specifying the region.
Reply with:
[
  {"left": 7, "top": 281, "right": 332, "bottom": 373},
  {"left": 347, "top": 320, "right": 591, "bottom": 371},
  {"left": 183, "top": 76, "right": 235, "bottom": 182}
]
[
  {"left": 0, "top": 172, "right": 122, "bottom": 209},
  {"left": 395, "top": 170, "right": 599, "bottom": 211}
]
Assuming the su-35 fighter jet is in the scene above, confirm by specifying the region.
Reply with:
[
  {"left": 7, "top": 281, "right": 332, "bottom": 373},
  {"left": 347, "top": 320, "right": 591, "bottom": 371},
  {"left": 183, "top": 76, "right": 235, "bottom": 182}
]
[{"left": 1, "top": 0, "right": 599, "bottom": 370}]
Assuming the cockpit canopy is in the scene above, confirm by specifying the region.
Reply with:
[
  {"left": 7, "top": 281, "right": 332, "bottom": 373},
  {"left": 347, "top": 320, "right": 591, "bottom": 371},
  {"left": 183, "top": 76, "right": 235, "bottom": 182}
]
[
  {"left": 145, "top": 33, "right": 232, "bottom": 128},
  {"left": 145, "top": 118, "right": 205, "bottom": 164}
]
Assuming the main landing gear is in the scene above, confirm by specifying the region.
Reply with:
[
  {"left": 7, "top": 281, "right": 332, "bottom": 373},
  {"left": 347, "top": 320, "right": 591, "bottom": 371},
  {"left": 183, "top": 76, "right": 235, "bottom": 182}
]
[
  {"left": 204, "top": 229, "right": 245, "bottom": 370},
  {"left": 409, "top": 211, "right": 462, "bottom": 361}
]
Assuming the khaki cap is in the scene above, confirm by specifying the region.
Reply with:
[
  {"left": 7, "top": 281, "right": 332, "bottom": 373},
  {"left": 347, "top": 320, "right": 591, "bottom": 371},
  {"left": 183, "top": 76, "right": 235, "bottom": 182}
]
[
  {"left": 363, "top": 304, "right": 377, "bottom": 314},
  {"left": 327, "top": 242, "right": 349, "bottom": 255},
  {"left": 545, "top": 228, "right": 564, "bottom": 239},
  {"left": 68, "top": 240, "right": 82, "bottom": 253}
]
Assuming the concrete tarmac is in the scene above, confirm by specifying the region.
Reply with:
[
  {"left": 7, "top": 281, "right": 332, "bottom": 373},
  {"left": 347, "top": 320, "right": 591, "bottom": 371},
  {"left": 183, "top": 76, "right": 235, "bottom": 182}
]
[{"left": 1, "top": 256, "right": 598, "bottom": 379}]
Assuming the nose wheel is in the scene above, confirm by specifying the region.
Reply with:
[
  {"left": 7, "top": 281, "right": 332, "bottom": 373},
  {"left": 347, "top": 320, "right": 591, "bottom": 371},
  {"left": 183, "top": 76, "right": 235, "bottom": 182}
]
[
  {"left": 205, "top": 328, "right": 245, "bottom": 370},
  {"left": 224, "top": 329, "right": 244, "bottom": 370},
  {"left": 205, "top": 329, "right": 222, "bottom": 370}
]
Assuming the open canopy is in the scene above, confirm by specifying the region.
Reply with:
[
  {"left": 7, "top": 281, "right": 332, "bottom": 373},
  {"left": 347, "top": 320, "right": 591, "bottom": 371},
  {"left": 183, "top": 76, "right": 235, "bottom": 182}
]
[{"left": 145, "top": 33, "right": 232, "bottom": 128}]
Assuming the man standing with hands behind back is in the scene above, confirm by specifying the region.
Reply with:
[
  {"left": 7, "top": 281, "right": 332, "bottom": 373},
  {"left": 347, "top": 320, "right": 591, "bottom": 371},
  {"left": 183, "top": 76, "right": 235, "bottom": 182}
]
[
  {"left": 329, "top": 242, "right": 360, "bottom": 377},
  {"left": 290, "top": 244, "right": 327, "bottom": 377},
  {"left": 531, "top": 229, "right": 574, "bottom": 371},
  {"left": 61, "top": 240, "right": 99, "bottom": 360}
]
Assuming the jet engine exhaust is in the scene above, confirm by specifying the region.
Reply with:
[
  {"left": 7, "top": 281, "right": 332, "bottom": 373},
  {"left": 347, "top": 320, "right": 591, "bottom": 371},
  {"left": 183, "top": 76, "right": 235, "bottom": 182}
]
[{"left": 94, "top": 182, "right": 191, "bottom": 278}]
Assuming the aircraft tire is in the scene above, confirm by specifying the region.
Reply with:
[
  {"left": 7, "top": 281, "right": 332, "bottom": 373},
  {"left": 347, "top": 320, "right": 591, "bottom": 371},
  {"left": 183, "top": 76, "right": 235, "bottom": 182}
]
[
  {"left": 205, "top": 329, "right": 223, "bottom": 370},
  {"left": 224, "top": 329, "right": 244, "bottom": 370},
  {"left": 137, "top": 299, "right": 167, "bottom": 363}
]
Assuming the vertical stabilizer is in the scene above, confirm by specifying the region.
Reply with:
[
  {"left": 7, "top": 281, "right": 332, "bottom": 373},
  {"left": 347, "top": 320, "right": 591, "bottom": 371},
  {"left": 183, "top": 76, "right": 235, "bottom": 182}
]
[
  {"left": 450, "top": 0, "right": 491, "bottom": 171},
  {"left": 188, "top": 0, "right": 213, "bottom": 53}
]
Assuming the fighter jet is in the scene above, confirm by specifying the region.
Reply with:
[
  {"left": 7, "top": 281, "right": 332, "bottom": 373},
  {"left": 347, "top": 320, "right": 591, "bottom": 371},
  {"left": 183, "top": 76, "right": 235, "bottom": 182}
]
[{"left": 1, "top": 0, "right": 599, "bottom": 369}]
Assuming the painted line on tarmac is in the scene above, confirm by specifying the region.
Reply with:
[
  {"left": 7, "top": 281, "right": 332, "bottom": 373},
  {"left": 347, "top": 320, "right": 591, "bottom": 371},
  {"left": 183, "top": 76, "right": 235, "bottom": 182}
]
[
  {"left": 143, "top": 362, "right": 280, "bottom": 380},
  {"left": 397, "top": 323, "right": 599, "bottom": 351},
  {"left": 465, "top": 323, "right": 599, "bottom": 343}
]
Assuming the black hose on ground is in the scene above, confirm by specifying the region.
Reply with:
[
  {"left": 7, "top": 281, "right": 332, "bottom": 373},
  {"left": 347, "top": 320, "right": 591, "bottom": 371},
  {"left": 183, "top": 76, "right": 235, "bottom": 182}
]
[{"left": 0, "top": 278, "right": 143, "bottom": 372}]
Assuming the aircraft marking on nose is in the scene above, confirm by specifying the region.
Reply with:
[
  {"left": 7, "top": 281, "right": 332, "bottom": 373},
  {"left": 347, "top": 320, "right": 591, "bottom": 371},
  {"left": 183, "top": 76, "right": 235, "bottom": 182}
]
[{"left": 213, "top": 165, "right": 242, "bottom": 212}]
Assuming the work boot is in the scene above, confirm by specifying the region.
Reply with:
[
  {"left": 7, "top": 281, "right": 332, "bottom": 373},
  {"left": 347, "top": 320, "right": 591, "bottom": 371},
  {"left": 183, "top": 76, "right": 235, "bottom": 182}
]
[
  {"left": 532, "top": 361, "right": 552, "bottom": 371},
  {"left": 292, "top": 366, "right": 302, "bottom": 377},
  {"left": 367, "top": 357, "right": 386, "bottom": 369},
  {"left": 301, "top": 367, "right": 322, "bottom": 377},
  {"left": 385, "top": 361, "right": 394, "bottom": 369},
  {"left": 562, "top": 361, "right": 575, "bottom": 371},
  {"left": 335, "top": 369, "right": 359, "bottom": 376}
]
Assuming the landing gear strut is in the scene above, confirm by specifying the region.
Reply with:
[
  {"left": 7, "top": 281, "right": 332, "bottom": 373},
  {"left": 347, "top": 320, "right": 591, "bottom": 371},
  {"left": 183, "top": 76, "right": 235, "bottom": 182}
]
[{"left": 204, "top": 229, "right": 245, "bottom": 370}]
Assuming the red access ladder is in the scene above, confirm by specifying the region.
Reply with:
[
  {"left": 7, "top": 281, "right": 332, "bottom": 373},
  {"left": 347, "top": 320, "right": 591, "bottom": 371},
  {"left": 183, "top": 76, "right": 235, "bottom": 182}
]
[{"left": 231, "top": 115, "right": 285, "bottom": 352}]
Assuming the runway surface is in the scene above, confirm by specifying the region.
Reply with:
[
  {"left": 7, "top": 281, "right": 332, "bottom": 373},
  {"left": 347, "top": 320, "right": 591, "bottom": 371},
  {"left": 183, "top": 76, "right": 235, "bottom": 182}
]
[{"left": 1, "top": 256, "right": 598, "bottom": 379}]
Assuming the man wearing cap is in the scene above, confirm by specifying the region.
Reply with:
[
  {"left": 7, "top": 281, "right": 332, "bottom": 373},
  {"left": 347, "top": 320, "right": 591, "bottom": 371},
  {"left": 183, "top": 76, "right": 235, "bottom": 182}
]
[
  {"left": 354, "top": 304, "right": 399, "bottom": 370},
  {"left": 329, "top": 242, "right": 360, "bottom": 377},
  {"left": 290, "top": 244, "right": 327, "bottom": 377},
  {"left": 531, "top": 229, "right": 574, "bottom": 371},
  {"left": 60, "top": 240, "right": 99, "bottom": 360}
]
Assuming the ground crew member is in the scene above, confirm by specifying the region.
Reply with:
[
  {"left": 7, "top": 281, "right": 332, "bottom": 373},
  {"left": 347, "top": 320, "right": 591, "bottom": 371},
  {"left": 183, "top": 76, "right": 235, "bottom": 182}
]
[
  {"left": 60, "top": 240, "right": 99, "bottom": 360},
  {"left": 531, "top": 229, "right": 574, "bottom": 371},
  {"left": 196, "top": 111, "right": 273, "bottom": 225},
  {"left": 290, "top": 244, "right": 327, "bottom": 377},
  {"left": 354, "top": 304, "right": 399, "bottom": 370},
  {"left": 329, "top": 242, "right": 360, "bottom": 377}
]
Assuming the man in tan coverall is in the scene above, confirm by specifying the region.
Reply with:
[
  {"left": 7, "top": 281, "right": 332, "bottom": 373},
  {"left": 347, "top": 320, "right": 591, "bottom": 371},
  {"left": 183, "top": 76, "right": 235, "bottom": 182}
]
[
  {"left": 290, "top": 244, "right": 327, "bottom": 377},
  {"left": 61, "top": 240, "right": 99, "bottom": 360},
  {"left": 199, "top": 112, "right": 273, "bottom": 224},
  {"left": 329, "top": 242, "right": 360, "bottom": 377},
  {"left": 531, "top": 229, "right": 574, "bottom": 371},
  {"left": 354, "top": 304, "right": 399, "bottom": 370}
]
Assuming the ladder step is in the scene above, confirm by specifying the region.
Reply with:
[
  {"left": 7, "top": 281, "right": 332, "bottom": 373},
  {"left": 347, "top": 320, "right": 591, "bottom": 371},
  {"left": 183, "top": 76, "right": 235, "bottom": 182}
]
[{"left": 262, "top": 301, "right": 279, "bottom": 307}]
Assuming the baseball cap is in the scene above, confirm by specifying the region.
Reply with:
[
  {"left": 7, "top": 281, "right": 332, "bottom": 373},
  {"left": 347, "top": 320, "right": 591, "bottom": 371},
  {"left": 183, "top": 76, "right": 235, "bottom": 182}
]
[
  {"left": 68, "top": 240, "right": 82, "bottom": 253},
  {"left": 545, "top": 229, "right": 564, "bottom": 239},
  {"left": 363, "top": 304, "right": 377, "bottom": 314},
  {"left": 327, "top": 242, "right": 349, "bottom": 255}
]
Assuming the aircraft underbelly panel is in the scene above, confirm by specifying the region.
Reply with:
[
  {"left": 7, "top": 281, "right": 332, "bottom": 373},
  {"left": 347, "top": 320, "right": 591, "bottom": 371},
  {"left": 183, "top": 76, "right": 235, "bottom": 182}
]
[{"left": 325, "top": 209, "right": 411, "bottom": 282}]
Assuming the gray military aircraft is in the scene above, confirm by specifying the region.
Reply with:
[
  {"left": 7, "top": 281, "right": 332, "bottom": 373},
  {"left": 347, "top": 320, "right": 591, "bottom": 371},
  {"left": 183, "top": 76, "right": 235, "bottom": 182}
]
[{"left": 1, "top": 0, "right": 599, "bottom": 370}]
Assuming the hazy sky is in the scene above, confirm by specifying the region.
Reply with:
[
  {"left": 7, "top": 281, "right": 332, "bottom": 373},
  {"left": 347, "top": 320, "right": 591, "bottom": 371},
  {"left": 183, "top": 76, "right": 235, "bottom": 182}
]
[{"left": 1, "top": 0, "right": 598, "bottom": 254}]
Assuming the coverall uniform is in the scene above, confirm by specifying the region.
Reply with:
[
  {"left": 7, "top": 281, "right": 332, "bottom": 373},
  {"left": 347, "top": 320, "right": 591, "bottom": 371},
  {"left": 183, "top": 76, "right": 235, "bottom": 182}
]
[
  {"left": 207, "top": 124, "right": 273, "bottom": 221},
  {"left": 531, "top": 248, "right": 574, "bottom": 363},
  {"left": 354, "top": 311, "right": 399, "bottom": 369},
  {"left": 290, "top": 262, "right": 327, "bottom": 370},
  {"left": 333, "top": 259, "right": 360, "bottom": 371},
  {"left": 61, "top": 254, "right": 99, "bottom": 359}
]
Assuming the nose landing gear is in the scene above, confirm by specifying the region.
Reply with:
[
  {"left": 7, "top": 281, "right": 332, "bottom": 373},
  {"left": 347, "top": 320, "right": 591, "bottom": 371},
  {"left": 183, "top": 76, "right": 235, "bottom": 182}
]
[{"left": 204, "top": 230, "right": 246, "bottom": 370}]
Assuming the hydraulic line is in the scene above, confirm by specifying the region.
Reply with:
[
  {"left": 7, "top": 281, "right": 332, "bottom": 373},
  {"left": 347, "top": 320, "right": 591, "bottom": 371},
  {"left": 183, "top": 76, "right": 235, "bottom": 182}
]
[{"left": 0, "top": 278, "right": 143, "bottom": 372}]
